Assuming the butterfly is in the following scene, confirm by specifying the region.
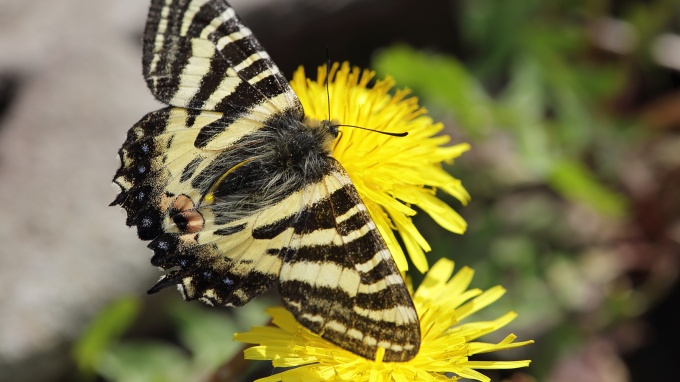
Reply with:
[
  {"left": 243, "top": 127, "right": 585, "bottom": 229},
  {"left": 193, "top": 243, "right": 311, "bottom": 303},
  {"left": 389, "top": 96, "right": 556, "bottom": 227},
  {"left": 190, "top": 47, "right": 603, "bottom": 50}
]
[{"left": 111, "top": 0, "right": 420, "bottom": 362}]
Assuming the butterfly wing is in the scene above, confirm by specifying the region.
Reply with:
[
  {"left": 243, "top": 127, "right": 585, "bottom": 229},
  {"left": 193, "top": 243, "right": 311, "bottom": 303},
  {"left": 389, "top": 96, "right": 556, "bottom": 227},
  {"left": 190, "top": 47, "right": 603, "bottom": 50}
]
[
  {"left": 143, "top": 0, "right": 302, "bottom": 149},
  {"left": 278, "top": 161, "right": 421, "bottom": 362}
]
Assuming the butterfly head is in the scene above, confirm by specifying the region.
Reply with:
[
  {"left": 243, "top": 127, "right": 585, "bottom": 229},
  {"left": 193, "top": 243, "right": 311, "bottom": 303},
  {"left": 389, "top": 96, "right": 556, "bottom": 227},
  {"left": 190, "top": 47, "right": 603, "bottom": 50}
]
[
  {"left": 322, "top": 119, "right": 340, "bottom": 138},
  {"left": 300, "top": 116, "right": 341, "bottom": 151}
]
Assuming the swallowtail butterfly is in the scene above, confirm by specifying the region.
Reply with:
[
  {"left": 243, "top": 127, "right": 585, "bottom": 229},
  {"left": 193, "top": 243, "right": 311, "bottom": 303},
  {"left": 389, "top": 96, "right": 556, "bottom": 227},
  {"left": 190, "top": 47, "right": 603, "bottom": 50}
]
[{"left": 111, "top": 0, "right": 420, "bottom": 361}]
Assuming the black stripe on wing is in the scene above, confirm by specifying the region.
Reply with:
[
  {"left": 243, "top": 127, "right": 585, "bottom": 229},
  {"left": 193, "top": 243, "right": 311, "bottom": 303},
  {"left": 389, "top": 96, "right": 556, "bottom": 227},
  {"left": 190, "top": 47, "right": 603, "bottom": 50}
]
[
  {"left": 278, "top": 163, "right": 421, "bottom": 362},
  {"left": 143, "top": 0, "right": 300, "bottom": 115}
]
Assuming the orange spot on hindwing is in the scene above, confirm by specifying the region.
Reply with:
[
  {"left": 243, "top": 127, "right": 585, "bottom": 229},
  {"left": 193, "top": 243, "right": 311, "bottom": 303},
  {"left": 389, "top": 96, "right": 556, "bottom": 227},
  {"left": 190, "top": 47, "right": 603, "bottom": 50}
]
[{"left": 170, "top": 195, "right": 204, "bottom": 233}]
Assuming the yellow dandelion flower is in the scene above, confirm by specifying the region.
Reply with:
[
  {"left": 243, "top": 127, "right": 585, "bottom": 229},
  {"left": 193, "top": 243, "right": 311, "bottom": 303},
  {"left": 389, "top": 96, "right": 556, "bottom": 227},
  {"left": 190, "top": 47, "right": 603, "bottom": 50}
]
[
  {"left": 291, "top": 62, "right": 470, "bottom": 273},
  {"left": 234, "top": 258, "right": 533, "bottom": 382}
]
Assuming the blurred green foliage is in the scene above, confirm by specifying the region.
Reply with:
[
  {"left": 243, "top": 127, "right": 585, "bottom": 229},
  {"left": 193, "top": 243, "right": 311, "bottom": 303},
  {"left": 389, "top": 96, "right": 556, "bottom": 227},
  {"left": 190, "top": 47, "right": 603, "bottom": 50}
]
[
  {"left": 374, "top": 44, "right": 628, "bottom": 217},
  {"left": 74, "top": 297, "right": 271, "bottom": 382},
  {"left": 74, "top": 296, "right": 142, "bottom": 377},
  {"left": 371, "top": 0, "right": 680, "bottom": 380}
]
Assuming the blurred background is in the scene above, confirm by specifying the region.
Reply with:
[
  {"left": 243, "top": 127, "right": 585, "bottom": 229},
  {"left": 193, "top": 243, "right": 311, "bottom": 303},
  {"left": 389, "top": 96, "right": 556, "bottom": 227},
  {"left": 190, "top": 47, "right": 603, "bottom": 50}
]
[{"left": 1, "top": 0, "right": 679, "bottom": 381}]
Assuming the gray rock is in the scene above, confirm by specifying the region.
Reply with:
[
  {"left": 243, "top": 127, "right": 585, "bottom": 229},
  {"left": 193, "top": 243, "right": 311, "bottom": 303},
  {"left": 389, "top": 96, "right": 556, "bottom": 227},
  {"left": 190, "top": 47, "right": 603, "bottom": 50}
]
[{"left": 0, "top": 1, "right": 158, "bottom": 380}]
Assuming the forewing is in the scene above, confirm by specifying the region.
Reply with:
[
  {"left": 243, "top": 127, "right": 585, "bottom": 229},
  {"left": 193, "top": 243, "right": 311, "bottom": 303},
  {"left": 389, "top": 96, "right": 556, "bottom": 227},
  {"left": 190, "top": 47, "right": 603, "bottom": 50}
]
[
  {"left": 112, "top": 107, "right": 296, "bottom": 306},
  {"left": 143, "top": 0, "right": 302, "bottom": 148},
  {"left": 278, "top": 161, "right": 421, "bottom": 362}
]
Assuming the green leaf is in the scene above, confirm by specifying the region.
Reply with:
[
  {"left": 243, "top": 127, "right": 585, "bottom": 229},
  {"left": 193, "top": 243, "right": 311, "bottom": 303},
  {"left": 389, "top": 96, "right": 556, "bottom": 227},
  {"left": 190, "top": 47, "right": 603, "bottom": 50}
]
[
  {"left": 549, "top": 159, "right": 628, "bottom": 217},
  {"left": 72, "top": 296, "right": 141, "bottom": 375},
  {"left": 498, "top": 56, "right": 554, "bottom": 175},
  {"left": 170, "top": 299, "right": 271, "bottom": 369},
  {"left": 98, "top": 341, "right": 191, "bottom": 382}
]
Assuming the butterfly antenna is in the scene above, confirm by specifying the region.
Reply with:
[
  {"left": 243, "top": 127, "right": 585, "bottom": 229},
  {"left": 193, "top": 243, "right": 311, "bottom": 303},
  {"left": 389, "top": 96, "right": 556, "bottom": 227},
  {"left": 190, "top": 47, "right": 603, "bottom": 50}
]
[
  {"left": 336, "top": 124, "right": 408, "bottom": 137},
  {"left": 325, "top": 47, "right": 332, "bottom": 121},
  {"left": 324, "top": 49, "right": 407, "bottom": 138}
]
